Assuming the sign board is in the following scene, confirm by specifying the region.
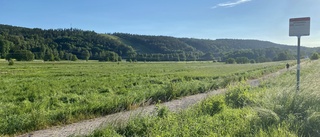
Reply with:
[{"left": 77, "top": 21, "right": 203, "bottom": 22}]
[{"left": 289, "top": 17, "right": 310, "bottom": 36}]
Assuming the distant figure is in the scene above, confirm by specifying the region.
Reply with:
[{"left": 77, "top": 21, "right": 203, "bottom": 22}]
[{"left": 286, "top": 63, "right": 290, "bottom": 70}]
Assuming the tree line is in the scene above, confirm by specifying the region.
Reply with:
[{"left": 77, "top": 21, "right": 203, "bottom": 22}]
[
  {"left": 0, "top": 25, "right": 133, "bottom": 62},
  {"left": 1, "top": 24, "right": 319, "bottom": 63}
]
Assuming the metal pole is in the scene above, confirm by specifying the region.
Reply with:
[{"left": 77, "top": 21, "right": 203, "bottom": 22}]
[{"left": 297, "top": 36, "right": 301, "bottom": 91}]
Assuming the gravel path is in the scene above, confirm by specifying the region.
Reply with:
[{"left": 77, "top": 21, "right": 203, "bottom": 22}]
[{"left": 18, "top": 66, "right": 294, "bottom": 137}]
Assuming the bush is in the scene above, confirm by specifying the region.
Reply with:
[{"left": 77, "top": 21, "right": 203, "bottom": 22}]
[
  {"left": 304, "top": 112, "right": 320, "bottom": 136},
  {"left": 200, "top": 96, "right": 226, "bottom": 116},
  {"left": 8, "top": 59, "right": 14, "bottom": 65},
  {"left": 310, "top": 52, "right": 319, "bottom": 60},
  {"left": 255, "top": 108, "right": 280, "bottom": 127},
  {"left": 226, "top": 58, "right": 236, "bottom": 64},
  {"left": 236, "top": 57, "right": 250, "bottom": 64},
  {"left": 11, "top": 50, "right": 34, "bottom": 61},
  {"left": 90, "top": 126, "right": 121, "bottom": 137},
  {"left": 43, "top": 53, "right": 54, "bottom": 61},
  {"left": 119, "top": 118, "right": 151, "bottom": 137},
  {"left": 225, "top": 84, "right": 255, "bottom": 108},
  {"left": 71, "top": 55, "right": 78, "bottom": 61},
  {"left": 156, "top": 105, "right": 170, "bottom": 118}
]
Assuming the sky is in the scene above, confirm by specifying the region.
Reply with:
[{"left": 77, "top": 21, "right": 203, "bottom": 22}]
[{"left": 0, "top": 0, "right": 319, "bottom": 47}]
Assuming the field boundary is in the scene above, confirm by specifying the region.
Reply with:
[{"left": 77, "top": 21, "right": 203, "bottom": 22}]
[{"left": 18, "top": 63, "right": 299, "bottom": 137}]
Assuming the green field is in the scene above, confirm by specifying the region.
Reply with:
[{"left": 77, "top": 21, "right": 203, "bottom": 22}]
[
  {"left": 89, "top": 60, "right": 320, "bottom": 137},
  {"left": 0, "top": 61, "right": 290, "bottom": 135}
]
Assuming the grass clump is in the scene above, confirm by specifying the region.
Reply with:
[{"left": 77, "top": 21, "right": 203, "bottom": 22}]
[{"left": 225, "top": 83, "right": 255, "bottom": 108}]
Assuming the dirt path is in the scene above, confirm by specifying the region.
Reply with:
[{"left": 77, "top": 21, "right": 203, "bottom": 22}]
[{"left": 18, "top": 65, "right": 296, "bottom": 137}]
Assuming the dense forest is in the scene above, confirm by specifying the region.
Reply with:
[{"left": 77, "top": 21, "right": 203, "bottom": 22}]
[{"left": 1, "top": 24, "right": 319, "bottom": 63}]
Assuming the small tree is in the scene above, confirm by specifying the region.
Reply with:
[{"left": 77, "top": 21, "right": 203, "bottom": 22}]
[
  {"left": 8, "top": 58, "right": 14, "bottom": 65},
  {"left": 82, "top": 50, "right": 90, "bottom": 61},
  {"left": 71, "top": 55, "right": 78, "bottom": 61},
  {"left": 212, "top": 59, "right": 217, "bottom": 63},
  {"left": 310, "top": 52, "right": 319, "bottom": 60},
  {"left": 250, "top": 59, "right": 256, "bottom": 64},
  {"left": 236, "top": 57, "right": 250, "bottom": 64},
  {"left": 226, "top": 58, "right": 236, "bottom": 64},
  {"left": 43, "top": 53, "right": 54, "bottom": 61},
  {"left": 54, "top": 56, "right": 60, "bottom": 61},
  {"left": 12, "top": 50, "right": 34, "bottom": 61}
]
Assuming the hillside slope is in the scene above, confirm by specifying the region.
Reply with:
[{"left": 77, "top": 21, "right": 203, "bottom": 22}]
[{"left": 1, "top": 24, "right": 319, "bottom": 62}]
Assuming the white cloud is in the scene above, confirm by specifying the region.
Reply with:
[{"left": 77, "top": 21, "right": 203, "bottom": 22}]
[{"left": 212, "top": 0, "right": 252, "bottom": 9}]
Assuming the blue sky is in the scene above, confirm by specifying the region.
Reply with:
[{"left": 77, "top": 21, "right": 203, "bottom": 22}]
[{"left": 0, "top": 0, "right": 319, "bottom": 47}]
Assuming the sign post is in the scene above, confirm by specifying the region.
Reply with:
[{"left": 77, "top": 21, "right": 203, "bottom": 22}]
[{"left": 289, "top": 17, "right": 310, "bottom": 91}]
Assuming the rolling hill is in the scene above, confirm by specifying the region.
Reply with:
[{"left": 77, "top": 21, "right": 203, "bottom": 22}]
[{"left": 1, "top": 24, "right": 319, "bottom": 62}]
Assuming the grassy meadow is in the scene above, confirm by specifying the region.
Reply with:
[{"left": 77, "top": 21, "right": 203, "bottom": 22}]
[
  {"left": 89, "top": 60, "right": 320, "bottom": 137},
  {"left": 0, "top": 60, "right": 290, "bottom": 135}
]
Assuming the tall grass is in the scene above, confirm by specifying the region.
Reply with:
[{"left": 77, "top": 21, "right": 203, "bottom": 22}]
[
  {"left": 257, "top": 60, "right": 320, "bottom": 136},
  {"left": 0, "top": 61, "right": 288, "bottom": 135},
  {"left": 89, "top": 60, "right": 319, "bottom": 136}
]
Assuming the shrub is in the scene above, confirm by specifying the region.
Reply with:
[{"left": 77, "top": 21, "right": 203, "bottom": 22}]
[
  {"left": 310, "top": 52, "right": 319, "bottom": 60},
  {"left": 304, "top": 112, "right": 320, "bottom": 136},
  {"left": 226, "top": 58, "right": 236, "bottom": 64},
  {"left": 11, "top": 50, "right": 34, "bottom": 61},
  {"left": 156, "top": 105, "right": 170, "bottom": 118},
  {"left": 225, "top": 84, "right": 255, "bottom": 108},
  {"left": 255, "top": 108, "right": 280, "bottom": 127},
  {"left": 89, "top": 126, "right": 121, "bottom": 137},
  {"left": 236, "top": 57, "right": 250, "bottom": 64},
  {"left": 119, "top": 118, "right": 151, "bottom": 137},
  {"left": 71, "top": 55, "right": 78, "bottom": 61},
  {"left": 8, "top": 59, "right": 14, "bottom": 65},
  {"left": 43, "top": 53, "right": 54, "bottom": 61},
  {"left": 200, "top": 96, "right": 226, "bottom": 116}
]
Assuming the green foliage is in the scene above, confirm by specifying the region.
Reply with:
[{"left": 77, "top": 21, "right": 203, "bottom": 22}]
[
  {"left": 98, "top": 51, "right": 119, "bottom": 62},
  {"left": 82, "top": 50, "right": 90, "bottom": 61},
  {"left": 87, "top": 60, "right": 320, "bottom": 137},
  {"left": 44, "top": 53, "right": 54, "bottom": 61},
  {"left": 250, "top": 59, "right": 256, "bottom": 63},
  {"left": 273, "top": 51, "right": 295, "bottom": 61},
  {"left": 200, "top": 95, "right": 226, "bottom": 116},
  {"left": 255, "top": 108, "right": 280, "bottom": 127},
  {"left": 0, "top": 25, "right": 134, "bottom": 61},
  {"left": 305, "top": 112, "right": 320, "bottom": 136},
  {"left": 225, "top": 83, "right": 255, "bottom": 108},
  {"left": 226, "top": 58, "right": 235, "bottom": 64},
  {"left": 8, "top": 58, "right": 14, "bottom": 65},
  {"left": 89, "top": 126, "right": 122, "bottom": 137},
  {"left": 310, "top": 52, "right": 319, "bottom": 60},
  {"left": 71, "top": 55, "right": 78, "bottom": 61},
  {"left": 256, "top": 60, "right": 320, "bottom": 136},
  {"left": 236, "top": 57, "right": 250, "bottom": 64},
  {"left": 118, "top": 117, "right": 152, "bottom": 137},
  {"left": 0, "top": 61, "right": 289, "bottom": 135},
  {"left": 10, "top": 50, "right": 34, "bottom": 61},
  {"left": 155, "top": 105, "right": 170, "bottom": 118},
  {"left": 0, "top": 38, "right": 12, "bottom": 58},
  {"left": 1, "top": 24, "right": 318, "bottom": 62}
]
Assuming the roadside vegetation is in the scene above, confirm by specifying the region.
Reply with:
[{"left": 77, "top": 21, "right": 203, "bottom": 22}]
[
  {"left": 89, "top": 60, "right": 319, "bottom": 137},
  {"left": 0, "top": 60, "right": 290, "bottom": 135}
]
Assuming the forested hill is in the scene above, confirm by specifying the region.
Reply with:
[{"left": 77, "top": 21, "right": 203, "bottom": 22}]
[{"left": 1, "top": 24, "right": 319, "bottom": 62}]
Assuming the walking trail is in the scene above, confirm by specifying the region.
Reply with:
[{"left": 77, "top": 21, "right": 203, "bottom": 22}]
[{"left": 18, "top": 64, "right": 296, "bottom": 137}]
